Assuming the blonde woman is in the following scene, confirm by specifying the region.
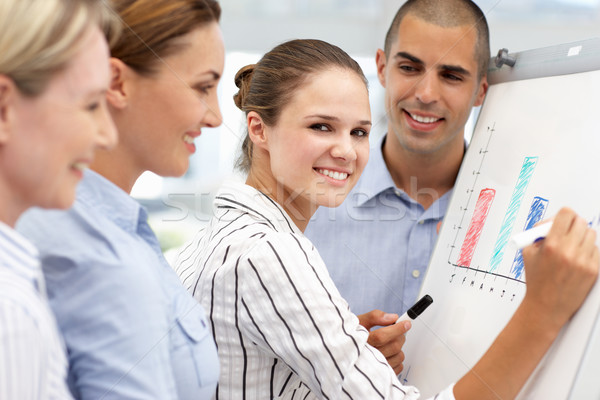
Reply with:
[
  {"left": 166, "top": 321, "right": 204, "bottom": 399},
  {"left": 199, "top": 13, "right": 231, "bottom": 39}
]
[
  {"left": 0, "top": 0, "right": 117, "bottom": 398},
  {"left": 18, "top": 0, "right": 223, "bottom": 399}
]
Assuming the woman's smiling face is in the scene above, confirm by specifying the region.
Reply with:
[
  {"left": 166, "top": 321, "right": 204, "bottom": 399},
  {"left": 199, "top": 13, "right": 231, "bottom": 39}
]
[{"left": 261, "top": 67, "right": 371, "bottom": 224}]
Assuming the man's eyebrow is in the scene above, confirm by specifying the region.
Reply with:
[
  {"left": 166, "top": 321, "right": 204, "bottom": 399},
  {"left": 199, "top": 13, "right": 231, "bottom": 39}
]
[
  {"left": 440, "top": 64, "right": 471, "bottom": 76},
  {"left": 394, "top": 51, "right": 423, "bottom": 65},
  {"left": 394, "top": 51, "right": 472, "bottom": 76}
]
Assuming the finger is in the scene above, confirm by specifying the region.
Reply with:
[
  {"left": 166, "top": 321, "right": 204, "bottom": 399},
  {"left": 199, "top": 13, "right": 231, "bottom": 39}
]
[
  {"left": 387, "top": 353, "right": 405, "bottom": 374},
  {"left": 373, "top": 332, "right": 407, "bottom": 356},
  {"left": 547, "top": 207, "right": 576, "bottom": 237},
  {"left": 358, "top": 310, "right": 398, "bottom": 330},
  {"left": 582, "top": 228, "right": 598, "bottom": 258},
  {"left": 357, "top": 310, "right": 381, "bottom": 330},
  {"left": 367, "top": 324, "right": 397, "bottom": 347},
  {"left": 570, "top": 216, "right": 588, "bottom": 247},
  {"left": 376, "top": 340, "right": 406, "bottom": 361}
]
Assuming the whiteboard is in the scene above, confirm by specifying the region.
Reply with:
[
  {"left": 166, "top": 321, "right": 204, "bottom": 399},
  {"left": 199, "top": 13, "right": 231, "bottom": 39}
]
[{"left": 401, "top": 39, "right": 600, "bottom": 399}]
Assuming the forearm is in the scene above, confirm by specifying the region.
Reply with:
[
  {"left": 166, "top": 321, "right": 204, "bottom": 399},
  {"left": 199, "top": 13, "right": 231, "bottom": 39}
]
[{"left": 454, "top": 301, "right": 562, "bottom": 400}]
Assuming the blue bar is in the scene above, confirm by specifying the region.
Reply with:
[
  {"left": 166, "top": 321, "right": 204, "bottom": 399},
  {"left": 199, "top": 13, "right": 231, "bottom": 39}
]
[
  {"left": 510, "top": 197, "right": 549, "bottom": 280},
  {"left": 489, "top": 157, "right": 539, "bottom": 273}
]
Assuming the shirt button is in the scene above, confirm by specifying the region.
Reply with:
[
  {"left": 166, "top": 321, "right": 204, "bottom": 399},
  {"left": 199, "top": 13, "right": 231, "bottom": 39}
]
[
  {"left": 412, "top": 269, "right": 421, "bottom": 278},
  {"left": 394, "top": 189, "right": 402, "bottom": 197},
  {"left": 418, "top": 220, "right": 425, "bottom": 225}
]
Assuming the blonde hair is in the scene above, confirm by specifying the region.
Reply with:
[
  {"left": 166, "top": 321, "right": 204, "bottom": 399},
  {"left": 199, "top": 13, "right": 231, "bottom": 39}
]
[{"left": 0, "top": 0, "right": 118, "bottom": 96}]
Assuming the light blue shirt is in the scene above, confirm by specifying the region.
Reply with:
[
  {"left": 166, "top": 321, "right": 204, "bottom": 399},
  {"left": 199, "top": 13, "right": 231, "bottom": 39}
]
[
  {"left": 17, "top": 170, "right": 219, "bottom": 400},
  {"left": 0, "top": 222, "right": 72, "bottom": 399},
  {"left": 305, "top": 135, "right": 452, "bottom": 316}
]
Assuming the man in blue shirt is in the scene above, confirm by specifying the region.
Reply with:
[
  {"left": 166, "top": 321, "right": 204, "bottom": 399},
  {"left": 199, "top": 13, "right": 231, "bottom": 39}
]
[{"left": 306, "top": 0, "right": 488, "bottom": 335}]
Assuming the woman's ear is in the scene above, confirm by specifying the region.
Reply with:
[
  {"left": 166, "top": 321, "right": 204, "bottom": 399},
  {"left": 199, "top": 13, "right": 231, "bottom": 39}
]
[
  {"left": 247, "top": 111, "right": 269, "bottom": 151},
  {"left": 105, "top": 58, "right": 129, "bottom": 109},
  {"left": 0, "top": 75, "right": 17, "bottom": 144}
]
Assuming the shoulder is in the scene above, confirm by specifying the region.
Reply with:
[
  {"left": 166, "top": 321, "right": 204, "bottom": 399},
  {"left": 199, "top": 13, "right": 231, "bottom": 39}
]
[
  {"left": 0, "top": 286, "right": 55, "bottom": 349},
  {"left": 241, "top": 231, "right": 326, "bottom": 278},
  {"left": 17, "top": 200, "right": 112, "bottom": 260}
]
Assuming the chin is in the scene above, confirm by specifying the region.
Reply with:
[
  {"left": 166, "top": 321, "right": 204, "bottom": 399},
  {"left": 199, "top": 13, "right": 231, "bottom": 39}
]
[
  {"left": 320, "top": 194, "right": 347, "bottom": 209},
  {"left": 44, "top": 192, "right": 77, "bottom": 211},
  {"left": 157, "top": 160, "right": 190, "bottom": 178}
]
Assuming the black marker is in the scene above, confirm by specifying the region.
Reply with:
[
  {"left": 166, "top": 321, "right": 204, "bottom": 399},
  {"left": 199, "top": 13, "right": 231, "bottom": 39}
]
[{"left": 395, "top": 294, "right": 433, "bottom": 324}]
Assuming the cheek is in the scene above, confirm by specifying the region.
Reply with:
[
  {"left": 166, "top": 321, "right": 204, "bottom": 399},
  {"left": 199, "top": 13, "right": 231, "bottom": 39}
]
[{"left": 356, "top": 144, "right": 370, "bottom": 174}]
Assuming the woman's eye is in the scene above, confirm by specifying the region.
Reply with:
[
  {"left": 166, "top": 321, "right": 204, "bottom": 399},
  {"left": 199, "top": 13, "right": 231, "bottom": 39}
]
[
  {"left": 352, "top": 129, "right": 369, "bottom": 137},
  {"left": 310, "top": 123, "right": 330, "bottom": 132},
  {"left": 86, "top": 102, "right": 100, "bottom": 112},
  {"left": 195, "top": 85, "right": 213, "bottom": 95}
]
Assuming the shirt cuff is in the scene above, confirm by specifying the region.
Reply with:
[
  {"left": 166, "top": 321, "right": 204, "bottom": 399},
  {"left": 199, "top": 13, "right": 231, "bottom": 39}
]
[{"left": 433, "top": 382, "right": 456, "bottom": 400}]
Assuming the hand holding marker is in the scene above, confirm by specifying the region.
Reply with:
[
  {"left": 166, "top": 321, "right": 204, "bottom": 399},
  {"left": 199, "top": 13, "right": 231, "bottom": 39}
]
[
  {"left": 396, "top": 294, "right": 434, "bottom": 324},
  {"left": 510, "top": 221, "right": 554, "bottom": 250}
]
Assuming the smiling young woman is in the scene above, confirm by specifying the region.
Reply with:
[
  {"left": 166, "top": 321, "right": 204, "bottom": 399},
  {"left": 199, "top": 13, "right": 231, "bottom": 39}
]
[
  {"left": 173, "top": 39, "right": 417, "bottom": 400},
  {"left": 175, "top": 36, "right": 600, "bottom": 400}
]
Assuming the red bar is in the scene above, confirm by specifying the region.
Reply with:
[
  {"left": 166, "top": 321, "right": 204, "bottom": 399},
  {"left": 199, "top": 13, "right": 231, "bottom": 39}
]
[{"left": 457, "top": 188, "right": 496, "bottom": 267}]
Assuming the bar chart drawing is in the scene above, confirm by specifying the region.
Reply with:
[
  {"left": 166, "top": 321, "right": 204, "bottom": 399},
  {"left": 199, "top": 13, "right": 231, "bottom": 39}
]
[
  {"left": 456, "top": 188, "right": 496, "bottom": 268},
  {"left": 489, "top": 156, "right": 539, "bottom": 273},
  {"left": 403, "top": 60, "right": 600, "bottom": 400},
  {"left": 510, "top": 196, "right": 549, "bottom": 280}
]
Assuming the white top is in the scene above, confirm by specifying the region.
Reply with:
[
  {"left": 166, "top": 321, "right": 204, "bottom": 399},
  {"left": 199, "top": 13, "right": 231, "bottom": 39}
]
[
  {"left": 0, "top": 221, "right": 72, "bottom": 399},
  {"left": 175, "top": 180, "right": 455, "bottom": 400}
]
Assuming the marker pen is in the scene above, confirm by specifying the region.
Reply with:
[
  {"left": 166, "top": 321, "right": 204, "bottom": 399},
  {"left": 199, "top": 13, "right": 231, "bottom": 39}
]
[
  {"left": 395, "top": 294, "right": 433, "bottom": 324},
  {"left": 510, "top": 221, "right": 553, "bottom": 250}
]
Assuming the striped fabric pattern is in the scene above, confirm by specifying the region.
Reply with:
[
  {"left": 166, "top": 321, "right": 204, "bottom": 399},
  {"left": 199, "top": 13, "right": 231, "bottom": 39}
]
[
  {"left": 175, "top": 180, "right": 431, "bottom": 400},
  {"left": 0, "top": 222, "right": 71, "bottom": 400}
]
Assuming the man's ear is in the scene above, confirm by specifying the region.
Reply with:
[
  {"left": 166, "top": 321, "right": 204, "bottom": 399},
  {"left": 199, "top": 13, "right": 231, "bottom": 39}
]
[
  {"left": 106, "top": 58, "right": 129, "bottom": 109},
  {"left": 247, "top": 111, "right": 269, "bottom": 151},
  {"left": 0, "top": 75, "right": 18, "bottom": 144},
  {"left": 474, "top": 75, "right": 489, "bottom": 107},
  {"left": 375, "top": 49, "right": 388, "bottom": 88}
]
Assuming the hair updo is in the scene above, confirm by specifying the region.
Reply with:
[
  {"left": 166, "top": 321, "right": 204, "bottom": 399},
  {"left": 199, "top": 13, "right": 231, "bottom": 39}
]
[{"left": 233, "top": 39, "right": 368, "bottom": 173}]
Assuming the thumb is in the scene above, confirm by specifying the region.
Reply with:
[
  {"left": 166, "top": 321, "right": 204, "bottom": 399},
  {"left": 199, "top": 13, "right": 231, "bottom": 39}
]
[
  {"left": 357, "top": 309, "right": 398, "bottom": 330},
  {"left": 437, "top": 220, "right": 443, "bottom": 234}
]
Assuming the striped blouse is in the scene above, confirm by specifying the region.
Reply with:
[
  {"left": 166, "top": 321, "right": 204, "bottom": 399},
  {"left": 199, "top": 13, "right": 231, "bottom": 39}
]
[
  {"left": 175, "top": 181, "right": 455, "bottom": 400},
  {"left": 0, "top": 221, "right": 72, "bottom": 399}
]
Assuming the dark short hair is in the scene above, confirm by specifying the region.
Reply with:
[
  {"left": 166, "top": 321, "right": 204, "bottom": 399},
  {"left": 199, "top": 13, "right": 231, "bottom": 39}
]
[{"left": 383, "top": 0, "right": 490, "bottom": 79}]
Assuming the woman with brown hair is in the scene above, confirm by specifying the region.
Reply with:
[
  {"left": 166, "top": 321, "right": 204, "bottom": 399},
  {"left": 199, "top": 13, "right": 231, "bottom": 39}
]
[
  {"left": 175, "top": 37, "right": 599, "bottom": 400},
  {"left": 17, "top": 0, "right": 224, "bottom": 398}
]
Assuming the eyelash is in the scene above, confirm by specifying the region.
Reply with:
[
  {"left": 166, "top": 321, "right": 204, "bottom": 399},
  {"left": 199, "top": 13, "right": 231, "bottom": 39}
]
[
  {"left": 443, "top": 73, "right": 462, "bottom": 82},
  {"left": 400, "top": 64, "right": 464, "bottom": 82},
  {"left": 310, "top": 123, "right": 369, "bottom": 137},
  {"left": 195, "top": 84, "right": 214, "bottom": 95},
  {"left": 311, "top": 123, "right": 330, "bottom": 132},
  {"left": 352, "top": 129, "right": 369, "bottom": 137}
]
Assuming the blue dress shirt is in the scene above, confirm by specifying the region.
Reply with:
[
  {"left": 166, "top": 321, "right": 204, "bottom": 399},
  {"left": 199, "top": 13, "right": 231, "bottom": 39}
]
[
  {"left": 17, "top": 170, "right": 219, "bottom": 400},
  {"left": 305, "top": 135, "right": 452, "bottom": 316}
]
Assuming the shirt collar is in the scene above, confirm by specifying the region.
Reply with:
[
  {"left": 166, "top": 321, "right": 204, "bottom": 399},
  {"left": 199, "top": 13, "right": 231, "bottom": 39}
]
[
  {"left": 0, "top": 220, "right": 40, "bottom": 283},
  {"left": 78, "top": 169, "right": 147, "bottom": 235},
  {"left": 350, "top": 134, "right": 458, "bottom": 220},
  {"left": 351, "top": 134, "right": 398, "bottom": 207},
  {"left": 214, "top": 180, "right": 303, "bottom": 236}
]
